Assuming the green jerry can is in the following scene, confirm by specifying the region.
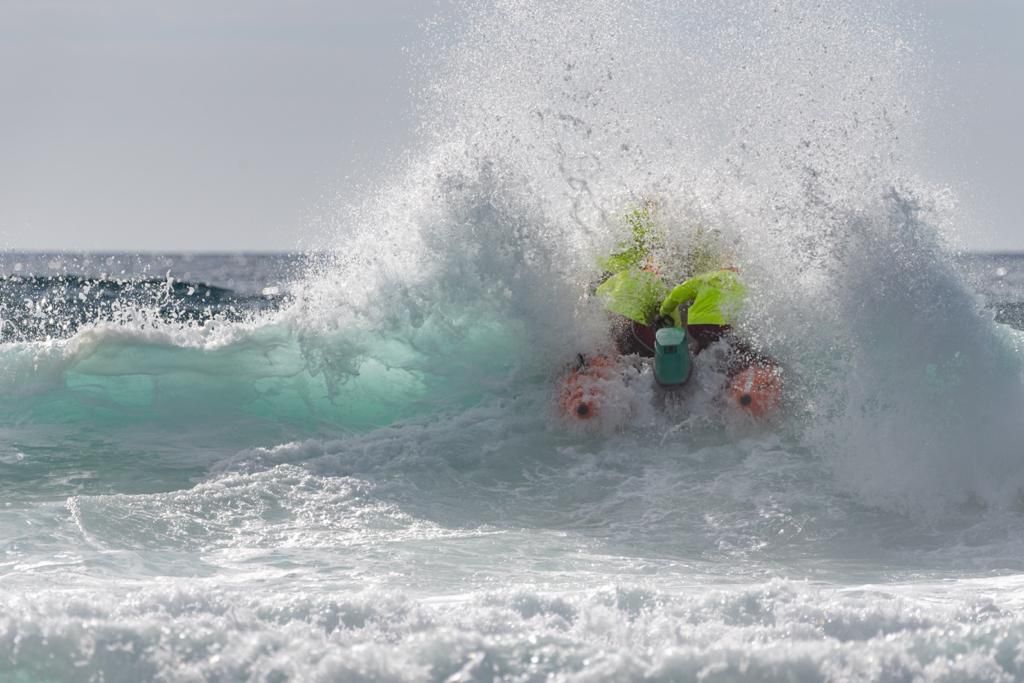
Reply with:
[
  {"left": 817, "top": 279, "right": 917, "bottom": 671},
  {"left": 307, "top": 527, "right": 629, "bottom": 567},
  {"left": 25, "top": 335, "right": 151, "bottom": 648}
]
[{"left": 654, "top": 327, "right": 692, "bottom": 389}]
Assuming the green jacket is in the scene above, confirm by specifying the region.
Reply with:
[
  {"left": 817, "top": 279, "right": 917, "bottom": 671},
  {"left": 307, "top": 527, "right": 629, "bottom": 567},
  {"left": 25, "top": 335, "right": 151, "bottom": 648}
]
[
  {"left": 596, "top": 268, "right": 668, "bottom": 325},
  {"left": 659, "top": 270, "right": 746, "bottom": 326}
]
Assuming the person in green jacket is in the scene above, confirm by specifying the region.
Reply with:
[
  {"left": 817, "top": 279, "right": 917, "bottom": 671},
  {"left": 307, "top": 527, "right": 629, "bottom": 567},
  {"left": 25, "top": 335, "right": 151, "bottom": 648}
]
[
  {"left": 593, "top": 205, "right": 667, "bottom": 356},
  {"left": 658, "top": 268, "right": 746, "bottom": 354}
]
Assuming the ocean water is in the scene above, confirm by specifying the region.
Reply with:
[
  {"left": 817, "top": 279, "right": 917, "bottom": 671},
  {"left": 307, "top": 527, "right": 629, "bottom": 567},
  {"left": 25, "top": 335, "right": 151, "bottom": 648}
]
[{"left": 5, "top": 1, "right": 1024, "bottom": 681}]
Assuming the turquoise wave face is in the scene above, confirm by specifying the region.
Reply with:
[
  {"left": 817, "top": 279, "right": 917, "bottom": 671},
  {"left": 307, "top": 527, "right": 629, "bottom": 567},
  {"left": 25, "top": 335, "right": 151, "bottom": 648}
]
[
  {"left": 0, "top": 297, "right": 537, "bottom": 509},
  {"left": 0, "top": 312, "right": 528, "bottom": 436}
]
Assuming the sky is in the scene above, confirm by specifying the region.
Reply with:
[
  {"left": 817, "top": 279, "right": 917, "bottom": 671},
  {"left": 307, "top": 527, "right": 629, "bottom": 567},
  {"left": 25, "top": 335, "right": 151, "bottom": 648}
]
[
  {"left": 908, "top": 0, "right": 1024, "bottom": 252},
  {"left": 1, "top": 1, "right": 1021, "bottom": 253}
]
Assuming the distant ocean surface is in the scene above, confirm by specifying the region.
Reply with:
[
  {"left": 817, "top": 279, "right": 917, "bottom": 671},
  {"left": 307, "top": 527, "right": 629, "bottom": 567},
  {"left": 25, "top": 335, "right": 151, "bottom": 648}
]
[
  {"left": 5, "top": 251, "right": 1024, "bottom": 341},
  {"left": 6, "top": 1, "right": 1024, "bottom": 681}
]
